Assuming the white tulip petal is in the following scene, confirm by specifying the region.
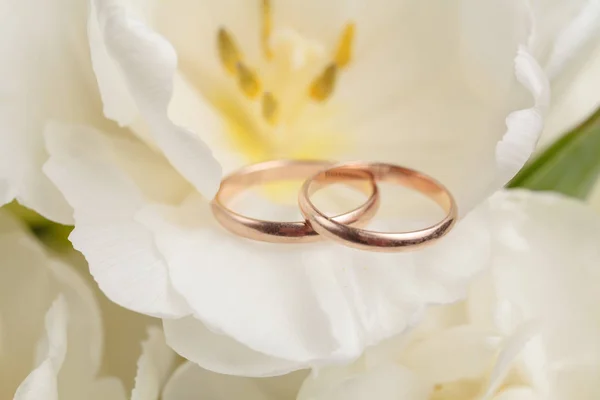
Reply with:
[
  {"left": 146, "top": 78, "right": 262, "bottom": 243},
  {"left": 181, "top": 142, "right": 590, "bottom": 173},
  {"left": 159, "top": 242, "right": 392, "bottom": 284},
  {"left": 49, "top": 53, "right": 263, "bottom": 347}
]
[
  {"left": 542, "top": 42, "right": 600, "bottom": 146},
  {"left": 542, "top": 0, "right": 600, "bottom": 79},
  {"left": 298, "top": 363, "right": 430, "bottom": 400},
  {"left": 43, "top": 122, "right": 191, "bottom": 318},
  {"left": 326, "top": 0, "right": 549, "bottom": 215},
  {"left": 551, "top": 363, "right": 600, "bottom": 400},
  {"left": 494, "top": 47, "right": 549, "bottom": 193},
  {"left": 88, "top": 0, "right": 138, "bottom": 127},
  {"left": 95, "top": 289, "right": 160, "bottom": 393},
  {"left": 14, "top": 296, "right": 69, "bottom": 400},
  {"left": 0, "top": 211, "right": 103, "bottom": 399},
  {"left": 535, "top": 1, "right": 600, "bottom": 149},
  {"left": 137, "top": 192, "right": 490, "bottom": 374},
  {"left": 400, "top": 326, "right": 501, "bottom": 384},
  {"left": 131, "top": 327, "right": 177, "bottom": 400},
  {"left": 138, "top": 196, "right": 362, "bottom": 366},
  {"left": 0, "top": 0, "right": 118, "bottom": 223},
  {"left": 162, "top": 361, "right": 304, "bottom": 400},
  {"left": 482, "top": 322, "right": 539, "bottom": 400},
  {"left": 487, "top": 190, "right": 600, "bottom": 394},
  {"left": 90, "top": 0, "right": 222, "bottom": 199},
  {"left": 0, "top": 179, "right": 14, "bottom": 207},
  {"left": 163, "top": 316, "right": 305, "bottom": 377}
]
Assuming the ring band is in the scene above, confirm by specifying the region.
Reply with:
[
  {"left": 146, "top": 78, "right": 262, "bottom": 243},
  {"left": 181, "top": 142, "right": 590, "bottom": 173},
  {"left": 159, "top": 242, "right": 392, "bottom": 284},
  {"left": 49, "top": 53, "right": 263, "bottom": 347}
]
[
  {"left": 211, "top": 160, "right": 380, "bottom": 243},
  {"left": 298, "top": 162, "right": 457, "bottom": 252}
]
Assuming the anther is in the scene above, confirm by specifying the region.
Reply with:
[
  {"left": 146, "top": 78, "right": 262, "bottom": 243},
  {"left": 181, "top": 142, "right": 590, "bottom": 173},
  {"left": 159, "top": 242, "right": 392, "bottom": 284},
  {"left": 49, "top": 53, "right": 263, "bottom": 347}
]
[
  {"left": 309, "top": 63, "right": 337, "bottom": 101},
  {"left": 335, "top": 22, "right": 355, "bottom": 68},
  {"left": 236, "top": 62, "right": 262, "bottom": 99},
  {"left": 262, "top": 92, "right": 279, "bottom": 124},
  {"left": 217, "top": 28, "right": 242, "bottom": 74}
]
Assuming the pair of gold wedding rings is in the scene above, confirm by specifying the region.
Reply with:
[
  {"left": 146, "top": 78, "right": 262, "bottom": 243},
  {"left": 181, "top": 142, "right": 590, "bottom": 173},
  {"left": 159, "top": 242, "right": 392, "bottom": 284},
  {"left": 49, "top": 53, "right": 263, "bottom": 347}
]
[{"left": 211, "top": 160, "right": 457, "bottom": 252}]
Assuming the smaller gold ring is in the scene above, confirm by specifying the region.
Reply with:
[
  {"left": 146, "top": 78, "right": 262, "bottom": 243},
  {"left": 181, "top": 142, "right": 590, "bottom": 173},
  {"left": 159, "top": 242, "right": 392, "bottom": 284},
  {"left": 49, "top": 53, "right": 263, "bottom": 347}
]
[
  {"left": 211, "top": 160, "right": 380, "bottom": 243},
  {"left": 299, "top": 162, "right": 457, "bottom": 252}
]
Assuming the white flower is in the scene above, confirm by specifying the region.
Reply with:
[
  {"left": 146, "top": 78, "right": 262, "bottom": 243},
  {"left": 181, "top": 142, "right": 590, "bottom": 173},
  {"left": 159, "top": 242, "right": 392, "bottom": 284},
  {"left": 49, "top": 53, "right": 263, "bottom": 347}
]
[
  {"left": 0, "top": 209, "right": 176, "bottom": 400},
  {"left": 1, "top": 0, "right": 600, "bottom": 376},
  {"left": 158, "top": 190, "right": 600, "bottom": 399}
]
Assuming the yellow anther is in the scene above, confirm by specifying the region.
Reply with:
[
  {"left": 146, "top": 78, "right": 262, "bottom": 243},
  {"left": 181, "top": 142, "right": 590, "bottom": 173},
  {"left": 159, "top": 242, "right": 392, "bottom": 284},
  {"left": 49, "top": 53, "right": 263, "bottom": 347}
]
[
  {"left": 217, "top": 28, "right": 242, "bottom": 74},
  {"left": 236, "top": 62, "right": 262, "bottom": 99},
  {"left": 262, "top": 0, "right": 273, "bottom": 60},
  {"left": 334, "top": 22, "right": 355, "bottom": 68},
  {"left": 309, "top": 63, "right": 337, "bottom": 101},
  {"left": 261, "top": 92, "right": 279, "bottom": 124}
]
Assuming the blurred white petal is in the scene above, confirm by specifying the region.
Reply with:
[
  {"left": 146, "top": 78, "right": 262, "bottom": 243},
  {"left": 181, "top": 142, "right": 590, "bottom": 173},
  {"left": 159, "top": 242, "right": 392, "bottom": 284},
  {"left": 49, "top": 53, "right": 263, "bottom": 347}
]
[
  {"left": 162, "top": 361, "right": 305, "bottom": 400},
  {"left": 14, "top": 296, "right": 68, "bottom": 400},
  {"left": 0, "top": 210, "right": 128, "bottom": 399},
  {"left": 163, "top": 316, "right": 303, "bottom": 377},
  {"left": 298, "top": 363, "right": 429, "bottom": 400},
  {"left": 131, "top": 327, "right": 177, "bottom": 400}
]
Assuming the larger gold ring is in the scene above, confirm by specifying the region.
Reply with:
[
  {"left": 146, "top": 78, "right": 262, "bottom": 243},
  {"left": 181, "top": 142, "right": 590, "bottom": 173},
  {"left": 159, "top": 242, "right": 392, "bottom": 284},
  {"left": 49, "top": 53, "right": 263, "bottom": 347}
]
[
  {"left": 298, "top": 162, "right": 458, "bottom": 252},
  {"left": 211, "top": 160, "right": 380, "bottom": 243}
]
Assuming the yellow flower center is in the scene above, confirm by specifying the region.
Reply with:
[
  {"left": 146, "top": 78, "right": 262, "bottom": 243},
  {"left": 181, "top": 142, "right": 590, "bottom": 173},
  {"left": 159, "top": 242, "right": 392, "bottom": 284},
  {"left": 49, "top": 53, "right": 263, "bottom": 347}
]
[{"left": 214, "top": 0, "right": 355, "bottom": 163}]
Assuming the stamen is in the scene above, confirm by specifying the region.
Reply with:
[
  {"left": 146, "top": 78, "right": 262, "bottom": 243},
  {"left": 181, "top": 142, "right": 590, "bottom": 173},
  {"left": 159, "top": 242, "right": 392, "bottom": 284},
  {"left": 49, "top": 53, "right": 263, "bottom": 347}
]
[
  {"left": 262, "top": 92, "right": 279, "bottom": 124},
  {"left": 217, "top": 28, "right": 242, "bottom": 75},
  {"left": 236, "top": 62, "right": 262, "bottom": 98},
  {"left": 334, "top": 22, "right": 355, "bottom": 68},
  {"left": 262, "top": 0, "right": 273, "bottom": 60},
  {"left": 309, "top": 63, "right": 337, "bottom": 101}
]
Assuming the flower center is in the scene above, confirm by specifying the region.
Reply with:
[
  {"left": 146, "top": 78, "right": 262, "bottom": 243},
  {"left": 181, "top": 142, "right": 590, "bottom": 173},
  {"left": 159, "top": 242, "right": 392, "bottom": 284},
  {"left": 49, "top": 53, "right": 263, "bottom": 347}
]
[{"left": 215, "top": 0, "right": 355, "bottom": 162}]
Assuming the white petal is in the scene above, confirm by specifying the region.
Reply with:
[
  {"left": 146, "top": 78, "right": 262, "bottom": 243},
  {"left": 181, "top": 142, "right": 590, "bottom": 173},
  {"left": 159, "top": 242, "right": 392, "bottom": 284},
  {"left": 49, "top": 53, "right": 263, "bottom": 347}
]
[
  {"left": 64, "top": 238, "right": 159, "bottom": 393},
  {"left": 400, "top": 326, "right": 501, "bottom": 384},
  {"left": 43, "top": 122, "right": 191, "bottom": 317},
  {"left": 95, "top": 288, "right": 160, "bottom": 392},
  {"left": 551, "top": 364, "right": 600, "bottom": 400},
  {"left": 162, "top": 361, "right": 305, "bottom": 400},
  {"left": 90, "top": 0, "right": 222, "bottom": 199},
  {"left": 0, "top": 179, "right": 15, "bottom": 207},
  {"left": 298, "top": 363, "right": 430, "bottom": 400},
  {"left": 538, "top": 0, "right": 600, "bottom": 79},
  {"left": 137, "top": 192, "right": 491, "bottom": 374},
  {"left": 0, "top": 211, "right": 101, "bottom": 398},
  {"left": 131, "top": 327, "right": 177, "bottom": 400},
  {"left": 0, "top": 0, "right": 114, "bottom": 223},
  {"left": 486, "top": 190, "right": 600, "bottom": 395},
  {"left": 541, "top": 42, "right": 600, "bottom": 147},
  {"left": 14, "top": 296, "right": 69, "bottom": 400},
  {"left": 163, "top": 316, "right": 304, "bottom": 377},
  {"left": 330, "top": 0, "right": 549, "bottom": 215},
  {"left": 482, "top": 322, "right": 539, "bottom": 400},
  {"left": 493, "top": 46, "right": 549, "bottom": 201}
]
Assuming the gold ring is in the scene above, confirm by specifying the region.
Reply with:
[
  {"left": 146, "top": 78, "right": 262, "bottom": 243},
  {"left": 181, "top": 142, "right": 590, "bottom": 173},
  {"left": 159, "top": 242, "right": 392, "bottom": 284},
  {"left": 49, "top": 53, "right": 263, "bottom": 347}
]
[
  {"left": 298, "top": 161, "right": 457, "bottom": 252},
  {"left": 211, "top": 160, "right": 380, "bottom": 243}
]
